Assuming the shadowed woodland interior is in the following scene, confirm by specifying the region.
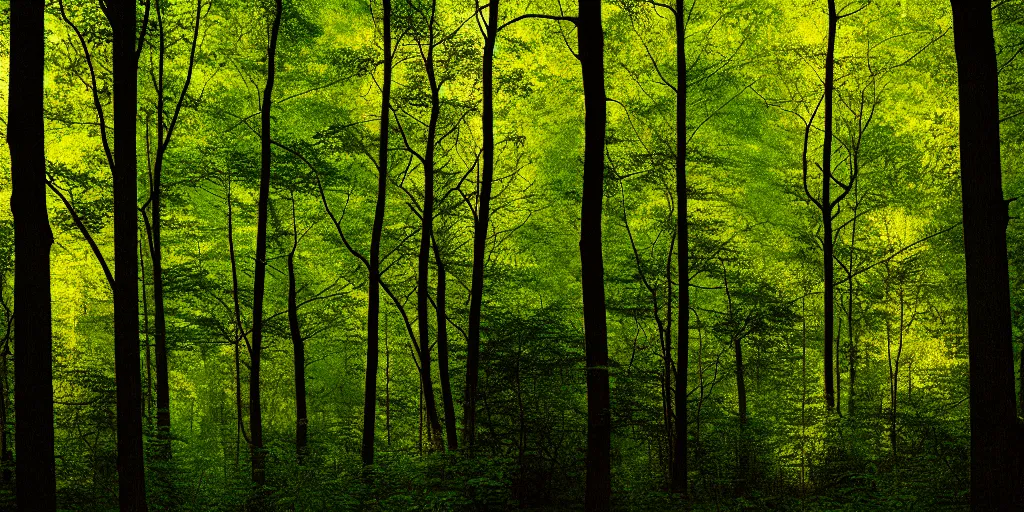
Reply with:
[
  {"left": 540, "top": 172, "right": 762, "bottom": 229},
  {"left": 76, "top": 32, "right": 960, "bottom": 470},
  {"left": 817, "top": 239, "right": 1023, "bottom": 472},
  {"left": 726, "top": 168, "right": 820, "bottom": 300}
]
[{"left": 1, "top": 0, "right": 1024, "bottom": 509}]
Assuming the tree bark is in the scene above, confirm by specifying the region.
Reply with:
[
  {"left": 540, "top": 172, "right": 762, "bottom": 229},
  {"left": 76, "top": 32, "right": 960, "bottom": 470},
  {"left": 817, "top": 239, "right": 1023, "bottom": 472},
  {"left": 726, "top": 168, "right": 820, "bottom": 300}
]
[
  {"left": 288, "top": 221, "right": 308, "bottom": 464},
  {"left": 821, "top": 0, "right": 837, "bottom": 412},
  {"left": 112, "top": 0, "right": 148, "bottom": 508},
  {"left": 416, "top": 4, "right": 445, "bottom": 450},
  {"left": 847, "top": 181, "right": 858, "bottom": 416},
  {"left": 8, "top": 0, "right": 57, "bottom": 507},
  {"left": 150, "top": 0, "right": 172, "bottom": 458},
  {"left": 578, "top": 0, "right": 610, "bottom": 508},
  {"left": 226, "top": 176, "right": 249, "bottom": 466},
  {"left": 434, "top": 240, "right": 458, "bottom": 451},
  {"left": 950, "top": 2, "right": 1022, "bottom": 508},
  {"left": 723, "top": 264, "right": 747, "bottom": 493},
  {"left": 147, "top": 0, "right": 202, "bottom": 458},
  {"left": 465, "top": 0, "right": 500, "bottom": 455},
  {"left": 139, "top": 238, "right": 153, "bottom": 426},
  {"left": 250, "top": 0, "right": 283, "bottom": 488},
  {"left": 362, "top": 0, "right": 391, "bottom": 466},
  {"left": 671, "top": 0, "right": 689, "bottom": 495}
]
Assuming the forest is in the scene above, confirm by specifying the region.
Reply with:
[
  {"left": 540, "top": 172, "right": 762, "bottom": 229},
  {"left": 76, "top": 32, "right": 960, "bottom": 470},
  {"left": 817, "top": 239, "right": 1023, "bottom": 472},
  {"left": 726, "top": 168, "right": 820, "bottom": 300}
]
[{"left": 1, "top": 0, "right": 1023, "bottom": 509}]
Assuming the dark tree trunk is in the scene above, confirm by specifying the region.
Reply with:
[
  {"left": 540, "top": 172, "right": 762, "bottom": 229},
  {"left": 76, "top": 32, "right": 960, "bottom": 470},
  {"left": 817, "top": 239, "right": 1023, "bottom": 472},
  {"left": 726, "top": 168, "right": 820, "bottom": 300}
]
[
  {"left": 139, "top": 239, "right": 153, "bottom": 426},
  {"left": 847, "top": 183, "right": 858, "bottom": 415},
  {"left": 836, "top": 317, "right": 842, "bottom": 416},
  {"left": 385, "top": 322, "right": 392, "bottom": 447},
  {"left": 663, "top": 244, "right": 673, "bottom": 485},
  {"left": 465, "top": 0, "right": 499, "bottom": 455},
  {"left": 226, "top": 177, "right": 248, "bottom": 464},
  {"left": 578, "top": 0, "right": 610, "bottom": 508},
  {"left": 434, "top": 241, "right": 458, "bottom": 451},
  {"left": 950, "top": 2, "right": 1022, "bottom": 508},
  {"left": 723, "top": 265, "right": 747, "bottom": 493},
  {"left": 151, "top": 36, "right": 172, "bottom": 464},
  {"left": 112, "top": 0, "right": 148, "bottom": 508},
  {"left": 724, "top": 271, "right": 746, "bottom": 426},
  {"left": 8, "top": 0, "right": 57, "bottom": 507},
  {"left": 671, "top": 0, "right": 689, "bottom": 495},
  {"left": 250, "top": 0, "right": 283, "bottom": 488},
  {"left": 416, "top": 7, "right": 445, "bottom": 451},
  {"left": 288, "top": 232, "right": 307, "bottom": 464},
  {"left": 147, "top": 0, "right": 201, "bottom": 458},
  {"left": 822, "top": 0, "right": 837, "bottom": 412},
  {"left": 362, "top": 0, "right": 391, "bottom": 466}
]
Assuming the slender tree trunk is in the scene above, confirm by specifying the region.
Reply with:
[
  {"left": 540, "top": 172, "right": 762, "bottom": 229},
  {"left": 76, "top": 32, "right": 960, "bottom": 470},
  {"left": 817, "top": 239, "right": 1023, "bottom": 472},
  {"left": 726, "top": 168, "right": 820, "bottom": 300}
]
[
  {"left": 836, "top": 316, "right": 842, "bottom": 417},
  {"left": 885, "top": 283, "right": 898, "bottom": 453},
  {"left": 148, "top": 0, "right": 201, "bottom": 458},
  {"left": 821, "top": 0, "right": 837, "bottom": 412},
  {"left": 288, "top": 235, "right": 308, "bottom": 464},
  {"left": 8, "top": 0, "right": 57, "bottom": 506},
  {"left": 362, "top": 0, "right": 391, "bottom": 466},
  {"left": 893, "top": 293, "right": 903, "bottom": 453},
  {"left": 112, "top": 0, "right": 148, "bottom": 507},
  {"left": 723, "top": 265, "right": 747, "bottom": 493},
  {"left": 579, "top": 0, "right": 610, "bottom": 508},
  {"left": 385, "top": 319, "right": 392, "bottom": 447},
  {"left": 417, "top": 8, "right": 444, "bottom": 450},
  {"left": 151, "top": 119, "right": 172, "bottom": 457},
  {"left": 226, "top": 177, "right": 248, "bottom": 464},
  {"left": 848, "top": 183, "right": 858, "bottom": 415},
  {"left": 726, "top": 288, "right": 746, "bottom": 426},
  {"left": 465, "top": 0, "right": 500, "bottom": 454},
  {"left": 800, "top": 296, "right": 807, "bottom": 496},
  {"left": 950, "top": 2, "right": 1022, "bottom": 508},
  {"left": 671, "top": 0, "right": 689, "bottom": 496},
  {"left": 140, "top": 238, "right": 153, "bottom": 426},
  {"left": 250, "top": 0, "right": 283, "bottom": 488},
  {"left": 663, "top": 237, "right": 674, "bottom": 483},
  {"left": 151, "top": 0, "right": 172, "bottom": 456},
  {"left": 434, "top": 240, "right": 458, "bottom": 451}
]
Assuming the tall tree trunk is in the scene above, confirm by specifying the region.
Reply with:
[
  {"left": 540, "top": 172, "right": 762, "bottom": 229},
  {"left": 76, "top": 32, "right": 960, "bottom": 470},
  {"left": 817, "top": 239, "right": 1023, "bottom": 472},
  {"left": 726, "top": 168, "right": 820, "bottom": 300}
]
[
  {"left": 884, "top": 275, "right": 897, "bottom": 453},
  {"left": 847, "top": 181, "right": 858, "bottom": 416},
  {"left": 671, "top": 0, "right": 689, "bottom": 495},
  {"left": 112, "top": 0, "right": 148, "bottom": 508},
  {"left": 800, "top": 297, "right": 807, "bottom": 495},
  {"left": 8, "top": 0, "right": 57, "bottom": 506},
  {"left": 151, "top": 13, "right": 172, "bottom": 462},
  {"left": 226, "top": 176, "right": 248, "bottom": 465},
  {"left": 385, "top": 319, "right": 392, "bottom": 447},
  {"left": 723, "top": 264, "right": 747, "bottom": 493},
  {"left": 144, "top": 0, "right": 201, "bottom": 460},
  {"left": 416, "top": 6, "right": 444, "bottom": 451},
  {"left": 836, "top": 316, "right": 842, "bottom": 416},
  {"left": 821, "top": 0, "right": 837, "bottom": 412},
  {"left": 578, "top": 0, "right": 610, "bottom": 508},
  {"left": 663, "top": 239, "right": 674, "bottom": 484},
  {"left": 465, "top": 0, "right": 500, "bottom": 454},
  {"left": 288, "top": 212, "right": 308, "bottom": 464},
  {"left": 434, "top": 240, "right": 458, "bottom": 451},
  {"left": 362, "top": 0, "right": 391, "bottom": 466},
  {"left": 250, "top": 0, "right": 283, "bottom": 488},
  {"left": 950, "top": 1, "right": 1022, "bottom": 508},
  {"left": 140, "top": 238, "right": 153, "bottom": 426}
]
